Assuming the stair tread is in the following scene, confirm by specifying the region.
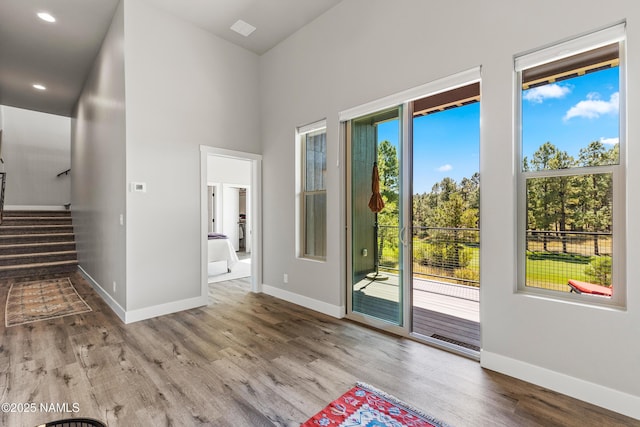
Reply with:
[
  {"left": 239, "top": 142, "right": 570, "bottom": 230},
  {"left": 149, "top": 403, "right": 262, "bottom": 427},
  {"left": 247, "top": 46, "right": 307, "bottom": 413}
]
[
  {"left": 2, "top": 215, "right": 71, "bottom": 218},
  {"left": 0, "top": 241, "right": 76, "bottom": 248},
  {"left": 0, "top": 233, "right": 75, "bottom": 237},
  {"left": 0, "top": 209, "right": 77, "bottom": 278},
  {"left": 0, "top": 227, "right": 73, "bottom": 233},
  {"left": 2, "top": 217, "right": 72, "bottom": 221},
  {"left": 0, "top": 251, "right": 77, "bottom": 259},
  {"left": 3, "top": 212, "right": 71, "bottom": 217},
  {"left": 1, "top": 224, "right": 72, "bottom": 228},
  {"left": 0, "top": 260, "right": 78, "bottom": 271}
]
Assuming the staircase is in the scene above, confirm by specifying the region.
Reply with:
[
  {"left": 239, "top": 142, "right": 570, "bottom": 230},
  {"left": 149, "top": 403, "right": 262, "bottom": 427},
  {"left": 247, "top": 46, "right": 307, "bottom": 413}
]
[{"left": 0, "top": 210, "right": 78, "bottom": 279}]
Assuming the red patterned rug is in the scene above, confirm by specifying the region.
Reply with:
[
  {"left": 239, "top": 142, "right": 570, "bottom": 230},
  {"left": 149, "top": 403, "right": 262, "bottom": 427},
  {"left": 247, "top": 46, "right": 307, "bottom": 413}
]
[{"left": 302, "top": 382, "right": 450, "bottom": 427}]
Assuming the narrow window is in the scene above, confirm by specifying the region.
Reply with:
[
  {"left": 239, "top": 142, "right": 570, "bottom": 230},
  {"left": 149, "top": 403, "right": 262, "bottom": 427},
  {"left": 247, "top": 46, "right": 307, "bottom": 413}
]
[
  {"left": 516, "top": 24, "right": 625, "bottom": 305},
  {"left": 298, "top": 121, "right": 327, "bottom": 260}
]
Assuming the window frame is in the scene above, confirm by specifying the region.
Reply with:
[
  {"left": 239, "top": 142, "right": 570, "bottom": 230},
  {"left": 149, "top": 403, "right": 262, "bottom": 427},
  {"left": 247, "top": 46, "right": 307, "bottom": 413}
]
[
  {"left": 514, "top": 24, "right": 627, "bottom": 308},
  {"left": 297, "top": 120, "right": 327, "bottom": 261}
]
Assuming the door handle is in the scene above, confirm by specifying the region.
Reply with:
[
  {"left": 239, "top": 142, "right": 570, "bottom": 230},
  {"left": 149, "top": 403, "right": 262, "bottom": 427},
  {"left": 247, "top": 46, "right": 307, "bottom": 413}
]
[{"left": 399, "top": 226, "right": 407, "bottom": 246}]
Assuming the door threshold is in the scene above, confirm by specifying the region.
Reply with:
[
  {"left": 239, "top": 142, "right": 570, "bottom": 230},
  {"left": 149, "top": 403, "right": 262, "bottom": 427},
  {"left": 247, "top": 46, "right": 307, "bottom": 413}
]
[{"left": 410, "top": 332, "right": 480, "bottom": 361}]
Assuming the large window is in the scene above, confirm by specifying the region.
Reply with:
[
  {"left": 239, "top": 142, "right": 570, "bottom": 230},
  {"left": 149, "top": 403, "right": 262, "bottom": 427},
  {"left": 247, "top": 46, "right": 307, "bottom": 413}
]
[
  {"left": 298, "top": 121, "right": 327, "bottom": 260},
  {"left": 516, "top": 24, "right": 625, "bottom": 305}
]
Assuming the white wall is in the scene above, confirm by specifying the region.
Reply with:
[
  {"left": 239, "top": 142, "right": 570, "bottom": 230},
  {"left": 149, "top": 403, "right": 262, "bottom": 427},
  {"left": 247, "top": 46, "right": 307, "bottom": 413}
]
[
  {"left": 259, "top": 0, "right": 640, "bottom": 418},
  {"left": 123, "top": 0, "right": 260, "bottom": 312},
  {"left": 207, "top": 155, "right": 251, "bottom": 185},
  {"left": 71, "top": 0, "right": 127, "bottom": 309},
  {"left": 1, "top": 105, "right": 70, "bottom": 207}
]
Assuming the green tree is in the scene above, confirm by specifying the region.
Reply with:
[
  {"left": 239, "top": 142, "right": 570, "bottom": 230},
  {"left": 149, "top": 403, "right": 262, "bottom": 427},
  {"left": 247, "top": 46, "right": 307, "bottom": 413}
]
[
  {"left": 377, "top": 140, "right": 399, "bottom": 228},
  {"left": 460, "top": 173, "right": 480, "bottom": 210},
  {"left": 574, "top": 141, "right": 615, "bottom": 255},
  {"left": 528, "top": 142, "right": 575, "bottom": 252},
  {"left": 376, "top": 141, "right": 400, "bottom": 266},
  {"left": 584, "top": 256, "right": 612, "bottom": 286}
]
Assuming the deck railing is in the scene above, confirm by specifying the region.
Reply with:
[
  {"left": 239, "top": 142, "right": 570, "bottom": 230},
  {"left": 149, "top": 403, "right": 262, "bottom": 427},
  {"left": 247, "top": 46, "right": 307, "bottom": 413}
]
[
  {"left": 377, "top": 225, "right": 480, "bottom": 286},
  {"left": 376, "top": 225, "right": 612, "bottom": 291},
  {"left": 525, "top": 229, "right": 612, "bottom": 291},
  {"left": 412, "top": 226, "right": 480, "bottom": 286}
]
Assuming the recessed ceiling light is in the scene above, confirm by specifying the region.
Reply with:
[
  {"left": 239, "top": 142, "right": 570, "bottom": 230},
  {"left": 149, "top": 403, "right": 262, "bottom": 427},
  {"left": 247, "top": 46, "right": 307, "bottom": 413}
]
[
  {"left": 230, "top": 19, "right": 256, "bottom": 37},
  {"left": 37, "top": 12, "right": 56, "bottom": 23},
  {"left": 33, "top": 84, "right": 46, "bottom": 90}
]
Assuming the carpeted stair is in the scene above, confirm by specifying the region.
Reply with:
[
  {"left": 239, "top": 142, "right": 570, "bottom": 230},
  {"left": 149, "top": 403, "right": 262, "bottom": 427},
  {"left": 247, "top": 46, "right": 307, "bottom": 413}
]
[{"left": 0, "top": 210, "right": 78, "bottom": 279}]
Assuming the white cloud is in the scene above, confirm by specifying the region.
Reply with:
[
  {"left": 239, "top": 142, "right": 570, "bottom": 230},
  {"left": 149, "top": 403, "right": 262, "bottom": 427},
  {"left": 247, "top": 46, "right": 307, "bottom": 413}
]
[
  {"left": 437, "top": 164, "right": 452, "bottom": 172},
  {"left": 599, "top": 137, "right": 619, "bottom": 145},
  {"left": 564, "top": 92, "right": 619, "bottom": 121},
  {"left": 523, "top": 84, "right": 571, "bottom": 103}
]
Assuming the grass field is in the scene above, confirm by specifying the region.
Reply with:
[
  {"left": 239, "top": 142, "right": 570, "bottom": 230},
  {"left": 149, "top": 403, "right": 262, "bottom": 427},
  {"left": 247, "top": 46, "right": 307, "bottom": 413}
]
[
  {"left": 413, "top": 245, "right": 608, "bottom": 292},
  {"left": 525, "top": 252, "right": 592, "bottom": 292},
  {"left": 381, "top": 238, "right": 611, "bottom": 293}
]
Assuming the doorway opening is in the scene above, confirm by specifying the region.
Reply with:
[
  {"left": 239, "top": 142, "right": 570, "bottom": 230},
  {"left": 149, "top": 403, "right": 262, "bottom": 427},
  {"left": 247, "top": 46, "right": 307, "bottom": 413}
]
[
  {"left": 410, "top": 83, "right": 480, "bottom": 353},
  {"left": 200, "top": 146, "right": 262, "bottom": 298}
]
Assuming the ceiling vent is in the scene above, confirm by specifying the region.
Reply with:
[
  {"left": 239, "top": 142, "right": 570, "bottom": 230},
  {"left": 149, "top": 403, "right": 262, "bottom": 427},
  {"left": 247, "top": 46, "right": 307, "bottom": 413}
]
[{"left": 230, "top": 19, "right": 256, "bottom": 37}]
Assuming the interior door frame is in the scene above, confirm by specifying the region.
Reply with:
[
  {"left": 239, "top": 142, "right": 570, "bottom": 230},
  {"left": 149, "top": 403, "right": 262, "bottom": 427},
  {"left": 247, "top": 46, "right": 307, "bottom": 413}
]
[
  {"left": 208, "top": 183, "right": 220, "bottom": 233},
  {"left": 200, "top": 146, "right": 263, "bottom": 296}
]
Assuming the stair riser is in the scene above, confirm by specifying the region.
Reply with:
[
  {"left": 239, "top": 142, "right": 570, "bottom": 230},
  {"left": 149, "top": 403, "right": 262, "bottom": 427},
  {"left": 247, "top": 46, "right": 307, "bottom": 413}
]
[
  {"left": 0, "top": 264, "right": 77, "bottom": 280},
  {"left": 0, "top": 235, "right": 75, "bottom": 244},
  {"left": 3, "top": 211, "right": 71, "bottom": 217},
  {"left": 0, "top": 253, "right": 77, "bottom": 267},
  {"left": 0, "top": 210, "right": 78, "bottom": 279},
  {"left": 1, "top": 218, "right": 72, "bottom": 226},
  {"left": 0, "top": 227, "right": 73, "bottom": 235},
  {"left": 0, "top": 243, "right": 76, "bottom": 255}
]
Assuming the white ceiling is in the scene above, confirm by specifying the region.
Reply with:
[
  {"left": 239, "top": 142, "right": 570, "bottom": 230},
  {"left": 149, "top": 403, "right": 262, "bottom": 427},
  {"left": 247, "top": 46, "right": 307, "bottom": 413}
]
[
  {"left": 145, "top": 0, "right": 343, "bottom": 55},
  {"left": 0, "top": 0, "right": 343, "bottom": 117},
  {"left": 0, "top": 0, "right": 122, "bottom": 117}
]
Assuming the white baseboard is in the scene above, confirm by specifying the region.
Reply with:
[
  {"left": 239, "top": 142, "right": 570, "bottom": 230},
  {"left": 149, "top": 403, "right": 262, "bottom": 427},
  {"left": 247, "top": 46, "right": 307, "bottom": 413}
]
[
  {"left": 124, "top": 295, "right": 207, "bottom": 324},
  {"left": 261, "top": 284, "right": 345, "bottom": 318},
  {"left": 78, "top": 266, "right": 126, "bottom": 323},
  {"left": 481, "top": 350, "right": 640, "bottom": 420},
  {"left": 5, "top": 205, "right": 67, "bottom": 211},
  {"left": 79, "top": 266, "right": 207, "bottom": 324}
]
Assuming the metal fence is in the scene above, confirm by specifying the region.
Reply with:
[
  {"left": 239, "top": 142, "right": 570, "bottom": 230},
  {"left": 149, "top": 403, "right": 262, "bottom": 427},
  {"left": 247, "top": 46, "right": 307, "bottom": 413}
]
[
  {"left": 377, "top": 225, "right": 480, "bottom": 287},
  {"left": 413, "top": 226, "right": 480, "bottom": 286},
  {"left": 376, "top": 226, "right": 612, "bottom": 291},
  {"left": 526, "top": 230, "right": 612, "bottom": 291}
]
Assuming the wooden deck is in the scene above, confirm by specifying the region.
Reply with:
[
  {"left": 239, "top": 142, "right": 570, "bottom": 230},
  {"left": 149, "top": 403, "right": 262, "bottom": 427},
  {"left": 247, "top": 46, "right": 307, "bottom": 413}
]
[{"left": 353, "top": 274, "right": 480, "bottom": 351}]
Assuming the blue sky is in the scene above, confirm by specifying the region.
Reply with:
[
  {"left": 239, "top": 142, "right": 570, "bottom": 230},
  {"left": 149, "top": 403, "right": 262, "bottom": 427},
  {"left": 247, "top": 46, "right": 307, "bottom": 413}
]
[
  {"left": 377, "top": 66, "right": 619, "bottom": 194},
  {"left": 378, "top": 103, "right": 480, "bottom": 194},
  {"left": 522, "top": 67, "right": 619, "bottom": 164}
]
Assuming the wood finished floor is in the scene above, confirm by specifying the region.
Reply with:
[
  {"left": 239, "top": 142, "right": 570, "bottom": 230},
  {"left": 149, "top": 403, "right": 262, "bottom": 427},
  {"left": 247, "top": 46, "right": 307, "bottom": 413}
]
[{"left": 0, "top": 272, "right": 637, "bottom": 427}]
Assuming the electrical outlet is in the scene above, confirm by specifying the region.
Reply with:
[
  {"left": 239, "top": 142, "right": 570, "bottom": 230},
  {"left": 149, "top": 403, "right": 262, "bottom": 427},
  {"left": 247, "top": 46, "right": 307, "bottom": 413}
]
[
  {"left": 113, "top": 281, "right": 117, "bottom": 292},
  {"left": 283, "top": 273, "right": 288, "bottom": 284}
]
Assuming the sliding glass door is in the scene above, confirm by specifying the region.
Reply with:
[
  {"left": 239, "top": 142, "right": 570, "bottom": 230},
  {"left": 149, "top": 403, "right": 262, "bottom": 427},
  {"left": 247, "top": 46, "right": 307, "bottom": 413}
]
[
  {"left": 345, "top": 76, "right": 481, "bottom": 355},
  {"left": 410, "top": 84, "right": 481, "bottom": 353},
  {"left": 347, "top": 107, "right": 404, "bottom": 326}
]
